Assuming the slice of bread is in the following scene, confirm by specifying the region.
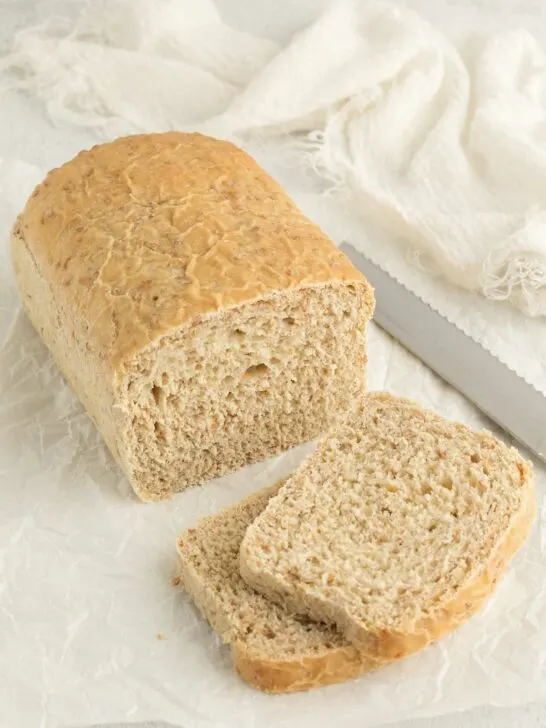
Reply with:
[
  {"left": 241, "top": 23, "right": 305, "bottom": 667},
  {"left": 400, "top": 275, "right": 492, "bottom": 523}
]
[
  {"left": 240, "top": 393, "right": 536, "bottom": 660},
  {"left": 177, "top": 482, "right": 384, "bottom": 693}
]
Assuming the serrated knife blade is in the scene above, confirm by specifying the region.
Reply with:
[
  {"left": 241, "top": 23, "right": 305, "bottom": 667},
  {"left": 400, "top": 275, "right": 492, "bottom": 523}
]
[{"left": 341, "top": 241, "right": 546, "bottom": 463}]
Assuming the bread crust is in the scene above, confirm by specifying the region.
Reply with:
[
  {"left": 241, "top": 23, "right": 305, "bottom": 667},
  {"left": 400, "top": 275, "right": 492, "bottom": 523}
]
[
  {"left": 232, "top": 640, "right": 372, "bottom": 694},
  {"left": 13, "top": 132, "right": 373, "bottom": 373}
]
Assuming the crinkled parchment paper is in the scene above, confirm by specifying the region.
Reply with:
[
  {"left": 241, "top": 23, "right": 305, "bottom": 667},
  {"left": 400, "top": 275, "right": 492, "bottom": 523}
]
[{"left": 1, "top": 145, "right": 546, "bottom": 728}]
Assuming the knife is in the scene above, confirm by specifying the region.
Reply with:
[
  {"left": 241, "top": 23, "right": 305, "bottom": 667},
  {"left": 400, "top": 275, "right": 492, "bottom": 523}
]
[{"left": 341, "top": 241, "right": 546, "bottom": 463}]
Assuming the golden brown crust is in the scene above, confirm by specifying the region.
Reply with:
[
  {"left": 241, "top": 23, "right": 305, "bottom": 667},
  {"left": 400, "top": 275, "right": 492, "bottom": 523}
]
[
  {"left": 232, "top": 641, "right": 375, "bottom": 694},
  {"left": 15, "top": 132, "right": 372, "bottom": 371}
]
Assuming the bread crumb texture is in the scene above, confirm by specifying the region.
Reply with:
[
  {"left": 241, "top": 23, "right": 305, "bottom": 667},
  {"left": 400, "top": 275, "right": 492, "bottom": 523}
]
[
  {"left": 241, "top": 392, "right": 536, "bottom": 659},
  {"left": 178, "top": 482, "right": 384, "bottom": 693}
]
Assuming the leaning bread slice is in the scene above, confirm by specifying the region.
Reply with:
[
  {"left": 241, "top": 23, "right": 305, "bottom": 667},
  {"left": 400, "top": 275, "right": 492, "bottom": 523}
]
[
  {"left": 240, "top": 392, "right": 536, "bottom": 660},
  {"left": 177, "top": 482, "right": 385, "bottom": 693}
]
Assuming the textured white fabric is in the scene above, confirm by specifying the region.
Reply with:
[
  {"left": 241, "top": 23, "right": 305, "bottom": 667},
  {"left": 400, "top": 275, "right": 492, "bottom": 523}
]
[{"left": 3, "top": 0, "right": 546, "bottom": 318}]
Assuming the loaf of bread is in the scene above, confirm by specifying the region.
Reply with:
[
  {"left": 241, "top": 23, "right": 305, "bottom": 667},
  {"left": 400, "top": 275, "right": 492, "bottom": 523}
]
[
  {"left": 12, "top": 132, "right": 374, "bottom": 501},
  {"left": 177, "top": 481, "right": 386, "bottom": 693},
  {"left": 241, "top": 393, "right": 536, "bottom": 660}
]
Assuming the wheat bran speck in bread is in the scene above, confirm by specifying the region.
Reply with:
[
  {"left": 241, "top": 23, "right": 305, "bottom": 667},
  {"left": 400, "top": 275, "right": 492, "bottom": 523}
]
[
  {"left": 177, "top": 480, "right": 387, "bottom": 693},
  {"left": 11, "top": 132, "right": 374, "bottom": 501},
  {"left": 240, "top": 392, "right": 536, "bottom": 660}
]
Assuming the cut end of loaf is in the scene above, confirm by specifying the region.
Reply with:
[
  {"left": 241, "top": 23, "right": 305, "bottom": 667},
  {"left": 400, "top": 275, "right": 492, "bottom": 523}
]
[
  {"left": 120, "top": 283, "right": 371, "bottom": 501},
  {"left": 241, "top": 392, "right": 536, "bottom": 657}
]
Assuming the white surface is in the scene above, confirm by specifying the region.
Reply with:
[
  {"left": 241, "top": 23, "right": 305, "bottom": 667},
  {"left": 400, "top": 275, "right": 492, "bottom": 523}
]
[{"left": 1, "top": 2, "right": 546, "bottom": 728}]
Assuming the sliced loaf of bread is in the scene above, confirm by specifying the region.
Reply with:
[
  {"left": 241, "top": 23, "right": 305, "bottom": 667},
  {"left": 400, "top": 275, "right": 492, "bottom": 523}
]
[
  {"left": 177, "top": 482, "right": 385, "bottom": 693},
  {"left": 240, "top": 393, "right": 536, "bottom": 660},
  {"left": 13, "top": 132, "right": 374, "bottom": 502}
]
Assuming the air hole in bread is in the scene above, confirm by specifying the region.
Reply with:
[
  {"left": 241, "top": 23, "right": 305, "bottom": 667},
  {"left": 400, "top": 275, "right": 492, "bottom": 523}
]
[
  {"left": 283, "top": 316, "right": 295, "bottom": 325},
  {"left": 154, "top": 421, "right": 166, "bottom": 441},
  {"left": 233, "top": 328, "right": 245, "bottom": 340},
  {"left": 471, "top": 453, "right": 480, "bottom": 463},
  {"left": 244, "top": 363, "right": 268, "bottom": 378},
  {"left": 151, "top": 384, "right": 164, "bottom": 406}
]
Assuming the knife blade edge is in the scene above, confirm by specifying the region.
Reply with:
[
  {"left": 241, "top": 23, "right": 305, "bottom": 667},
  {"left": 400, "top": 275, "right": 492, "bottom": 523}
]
[{"left": 341, "top": 241, "right": 546, "bottom": 462}]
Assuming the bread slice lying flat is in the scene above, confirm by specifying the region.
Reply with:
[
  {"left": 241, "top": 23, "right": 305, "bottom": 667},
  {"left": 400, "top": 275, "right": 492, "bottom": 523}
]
[
  {"left": 240, "top": 393, "right": 536, "bottom": 660},
  {"left": 177, "top": 482, "right": 385, "bottom": 693}
]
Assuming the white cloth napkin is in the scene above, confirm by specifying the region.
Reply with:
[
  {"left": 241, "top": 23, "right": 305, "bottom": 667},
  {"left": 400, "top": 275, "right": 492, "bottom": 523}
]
[{"left": 3, "top": 0, "right": 546, "bottom": 316}]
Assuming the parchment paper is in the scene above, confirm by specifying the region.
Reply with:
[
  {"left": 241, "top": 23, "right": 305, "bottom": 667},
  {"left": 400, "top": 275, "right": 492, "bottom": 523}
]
[{"left": 0, "top": 149, "right": 545, "bottom": 728}]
